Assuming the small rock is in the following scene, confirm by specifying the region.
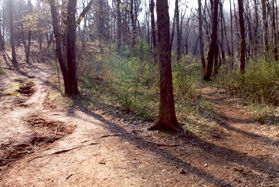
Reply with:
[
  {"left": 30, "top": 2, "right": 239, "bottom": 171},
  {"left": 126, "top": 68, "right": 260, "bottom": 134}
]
[{"left": 204, "top": 163, "right": 208, "bottom": 167}]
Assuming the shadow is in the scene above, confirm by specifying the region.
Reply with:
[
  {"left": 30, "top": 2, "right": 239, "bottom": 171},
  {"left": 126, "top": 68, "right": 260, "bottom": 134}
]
[
  {"left": 218, "top": 113, "right": 254, "bottom": 124},
  {"left": 178, "top": 133, "right": 279, "bottom": 176},
  {"left": 218, "top": 119, "right": 279, "bottom": 146},
  {"left": 68, "top": 99, "right": 279, "bottom": 186},
  {"left": 197, "top": 100, "right": 279, "bottom": 146},
  {"left": 68, "top": 100, "right": 231, "bottom": 186},
  {"left": 197, "top": 92, "right": 279, "bottom": 146},
  {"left": 2, "top": 53, "right": 12, "bottom": 68},
  {"left": 12, "top": 64, "right": 60, "bottom": 92}
]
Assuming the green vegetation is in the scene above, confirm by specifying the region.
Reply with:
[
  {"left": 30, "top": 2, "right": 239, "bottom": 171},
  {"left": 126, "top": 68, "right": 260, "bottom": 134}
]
[
  {"left": 219, "top": 58, "right": 279, "bottom": 105},
  {"left": 74, "top": 43, "right": 223, "bottom": 136},
  {"left": 0, "top": 66, "right": 5, "bottom": 74},
  {"left": 215, "top": 58, "right": 279, "bottom": 125}
]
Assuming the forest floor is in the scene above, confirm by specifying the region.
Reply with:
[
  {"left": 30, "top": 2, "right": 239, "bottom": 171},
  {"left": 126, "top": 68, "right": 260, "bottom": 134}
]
[{"left": 0, "top": 57, "right": 279, "bottom": 186}]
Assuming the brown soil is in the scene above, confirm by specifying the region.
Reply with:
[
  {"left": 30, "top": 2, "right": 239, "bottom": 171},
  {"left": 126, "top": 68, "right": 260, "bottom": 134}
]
[{"left": 0, "top": 59, "right": 279, "bottom": 186}]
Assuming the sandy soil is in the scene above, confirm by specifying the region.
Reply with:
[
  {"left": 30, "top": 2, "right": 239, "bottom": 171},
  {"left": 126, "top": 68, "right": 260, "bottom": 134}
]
[{"left": 0, "top": 60, "right": 279, "bottom": 186}]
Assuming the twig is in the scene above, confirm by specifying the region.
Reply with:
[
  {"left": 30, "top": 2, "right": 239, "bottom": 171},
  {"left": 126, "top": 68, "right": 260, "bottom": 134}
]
[
  {"left": 55, "top": 124, "right": 62, "bottom": 136},
  {"left": 66, "top": 174, "right": 73, "bottom": 180},
  {"left": 28, "top": 143, "right": 98, "bottom": 162},
  {"left": 100, "top": 133, "right": 129, "bottom": 138}
]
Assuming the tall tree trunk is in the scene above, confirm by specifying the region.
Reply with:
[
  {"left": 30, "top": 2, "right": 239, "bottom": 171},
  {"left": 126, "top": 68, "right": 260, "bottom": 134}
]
[
  {"left": 261, "top": 0, "right": 269, "bottom": 59},
  {"left": 175, "top": 0, "right": 181, "bottom": 61},
  {"left": 2, "top": 4, "right": 5, "bottom": 50},
  {"left": 229, "top": 0, "right": 234, "bottom": 69},
  {"left": 204, "top": 0, "right": 219, "bottom": 81},
  {"left": 0, "top": 24, "right": 3, "bottom": 51},
  {"left": 66, "top": 0, "right": 79, "bottom": 96},
  {"left": 238, "top": 0, "right": 246, "bottom": 74},
  {"left": 272, "top": 0, "right": 278, "bottom": 61},
  {"left": 130, "top": 0, "right": 136, "bottom": 49},
  {"left": 150, "top": 0, "right": 157, "bottom": 49},
  {"left": 48, "top": 0, "right": 70, "bottom": 95},
  {"left": 9, "top": 0, "right": 17, "bottom": 66},
  {"left": 198, "top": 0, "right": 206, "bottom": 71},
  {"left": 253, "top": 0, "right": 259, "bottom": 57},
  {"left": 25, "top": 0, "right": 32, "bottom": 64},
  {"left": 149, "top": 0, "right": 181, "bottom": 132},
  {"left": 170, "top": 8, "right": 176, "bottom": 50},
  {"left": 116, "top": 0, "right": 122, "bottom": 50}
]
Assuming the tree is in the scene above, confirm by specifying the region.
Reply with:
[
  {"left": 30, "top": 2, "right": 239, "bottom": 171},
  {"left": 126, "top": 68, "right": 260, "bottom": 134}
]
[
  {"left": 116, "top": 0, "right": 122, "bottom": 50},
  {"left": 271, "top": 0, "right": 278, "bottom": 61},
  {"left": 150, "top": 0, "right": 156, "bottom": 49},
  {"left": 9, "top": 0, "right": 16, "bottom": 66},
  {"left": 198, "top": 0, "right": 206, "bottom": 71},
  {"left": 204, "top": 0, "right": 219, "bottom": 81},
  {"left": 149, "top": 0, "right": 181, "bottom": 132},
  {"left": 66, "top": 0, "right": 79, "bottom": 96},
  {"left": 238, "top": 0, "right": 246, "bottom": 74},
  {"left": 48, "top": 0, "right": 70, "bottom": 95},
  {"left": 175, "top": 0, "right": 181, "bottom": 61},
  {"left": 261, "top": 0, "right": 269, "bottom": 60}
]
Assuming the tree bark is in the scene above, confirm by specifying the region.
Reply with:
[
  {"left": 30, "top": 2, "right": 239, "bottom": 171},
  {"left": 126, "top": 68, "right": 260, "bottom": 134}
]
[
  {"left": 66, "top": 0, "right": 79, "bottom": 96},
  {"left": 238, "top": 0, "right": 246, "bottom": 74},
  {"left": 261, "top": 0, "right": 269, "bottom": 60},
  {"left": 130, "top": 0, "right": 136, "bottom": 49},
  {"left": 9, "top": 0, "right": 17, "bottom": 66},
  {"left": 272, "top": 0, "right": 278, "bottom": 61},
  {"left": 253, "top": 0, "right": 259, "bottom": 57},
  {"left": 48, "top": 0, "right": 70, "bottom": 94},
  {"left": 150, "top": 0, "right": 157, "bottom": 49},
  {"left": 116, "top": 0, "right": 122, "bottom": 50},
  {"left": 204, "top": 0, "right": 219, "bottom": 81},
  {"left": 175, "top": 0, "right": 181, "bottom": 61},
  {"left": 198, "top": 0, "right": 206, "bottom": 71},
  {"left": 149, "top": 0, "right": 181, "bottom": 133}
]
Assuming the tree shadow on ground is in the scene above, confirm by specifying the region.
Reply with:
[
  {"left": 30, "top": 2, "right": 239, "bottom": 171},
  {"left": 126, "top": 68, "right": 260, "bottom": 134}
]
[
  {"left": 199, "top": 92, "right": 279, "bottom": 146},
  {"left": 67, "top": 99, "right": 231, "bottom": 186},
  {"left": 67, "top": 98, "right": 279, "bottom": 186}
]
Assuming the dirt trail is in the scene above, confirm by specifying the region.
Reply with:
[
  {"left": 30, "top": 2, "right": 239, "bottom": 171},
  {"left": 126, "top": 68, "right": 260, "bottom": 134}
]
[{"left": 0, "top": 62, "right": 279, "bottom": 186}]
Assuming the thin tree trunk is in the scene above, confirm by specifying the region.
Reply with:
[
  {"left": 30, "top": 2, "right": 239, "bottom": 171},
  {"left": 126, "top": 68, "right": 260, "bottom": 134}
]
[
  {"left": 238, "top": 0, "right": 246, "bottom": 74},
  {"left": 175, "top": 0, "right": 181, "bottom": 61},
  {"left": 150, "top": 0, "right": 157, "bottom": 49},
  {"left": 117, "top": 0, "right": 122, "bottom": 50},
  {"left": 130, "top": 0, "right": 136, "bottom": 49},
  {"left": 48, "top": 0, "right": 70, "bottom": 95},
  {"left": 198, "top": 0, "right": 206, "bottom": 70},
  {"left": 204, "top": 0, "right": 220, "bottom": 81},
  {"left": 229, "top": 0, "right": 234, "bottom": 69},
  {"left": 261, "top": 0, "right": 269, "bottom": 59},
  {"left": 9, "top": 0, "right": 17, "bottom": 66},
  {"left": 253, "top": 0, "right": 259, "bottom": 56},
  {"left": 272, "top": 0, "right": 278, "bottom": 60}
]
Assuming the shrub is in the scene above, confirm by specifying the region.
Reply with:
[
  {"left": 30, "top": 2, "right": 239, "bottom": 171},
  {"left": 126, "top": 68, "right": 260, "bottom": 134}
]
[{"left": 221, "top": 59, "right": 279, "bottom": 105}]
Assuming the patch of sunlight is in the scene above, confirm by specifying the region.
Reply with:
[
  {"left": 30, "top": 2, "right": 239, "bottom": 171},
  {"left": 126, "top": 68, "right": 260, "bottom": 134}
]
[{"left": 3, "top": 82, "right": 20, "bottom": 97}]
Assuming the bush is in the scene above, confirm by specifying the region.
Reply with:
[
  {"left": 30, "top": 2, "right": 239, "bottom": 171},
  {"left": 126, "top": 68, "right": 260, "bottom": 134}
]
[{"left": 221, "top": 59, "right": 279, "bottom": 105}]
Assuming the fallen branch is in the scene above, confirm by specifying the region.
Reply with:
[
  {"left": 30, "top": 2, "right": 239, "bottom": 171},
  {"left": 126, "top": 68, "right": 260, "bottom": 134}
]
[
  {"left": 28, "top": 143, "right": 98, "bottom": 162},
  {"left": 100, "top": 133, "right": 129, "bottom": 138}
]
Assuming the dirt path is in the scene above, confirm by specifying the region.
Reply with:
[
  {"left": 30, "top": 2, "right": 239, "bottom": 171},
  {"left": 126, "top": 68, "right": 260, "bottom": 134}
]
[{"left": 0, "top": 62, "right": 279, "bottom": 186}]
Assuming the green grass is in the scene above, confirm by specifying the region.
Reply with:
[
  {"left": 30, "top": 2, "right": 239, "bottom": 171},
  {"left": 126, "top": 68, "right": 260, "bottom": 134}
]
[
  {"left": 76, "top": 43, "right": 224, "bottom": 137},
  {"left": 214, "top": 57, "right": 279, "bottom": 126},
  {"left": 0, "top": 67, "right": 5, "bottom": 74}
]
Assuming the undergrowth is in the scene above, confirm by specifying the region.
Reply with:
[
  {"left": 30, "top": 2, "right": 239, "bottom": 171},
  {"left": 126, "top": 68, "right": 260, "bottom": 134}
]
[
  {"left": 76, "top": 41, "right": 222, "bottom": 137},
  {"left": 216, "top": 57, "right": 279, "bottom": 125}
]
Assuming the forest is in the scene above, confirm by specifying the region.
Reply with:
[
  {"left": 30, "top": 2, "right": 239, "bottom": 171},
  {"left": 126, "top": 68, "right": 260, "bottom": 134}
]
[{"left": 0, "top": 0, "right": 279, "bottom": 186}]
